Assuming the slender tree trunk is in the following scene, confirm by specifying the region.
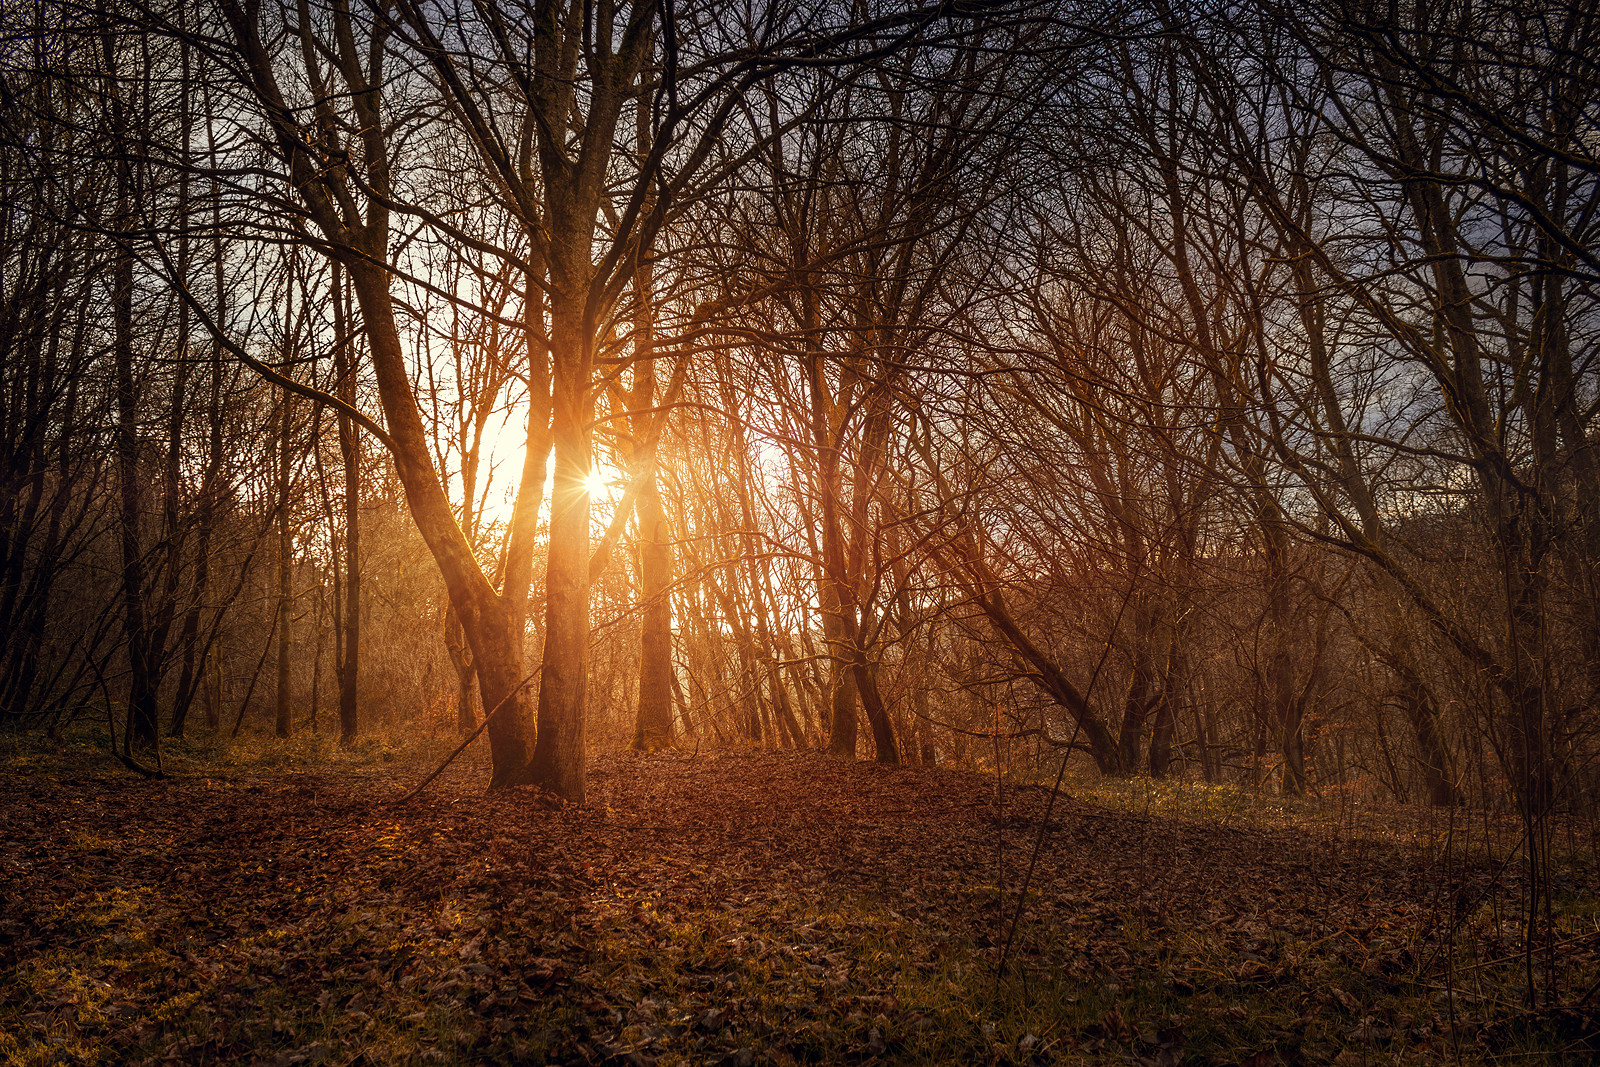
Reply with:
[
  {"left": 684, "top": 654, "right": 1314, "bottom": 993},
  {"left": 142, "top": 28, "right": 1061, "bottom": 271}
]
[
  {"left": 275, "top": 394, "right": 293, "bottom": 740},
  {"left": 772, "top": 667, "right": 804, "bottom": 749},
  {"left": 167, "top": 34, "right": 206, "bottom": 739},
  {"left": 104, "top": 26, "right": 159, "bottom": 750},
  {"left": 627, "top": 327, "right": 673, "bottom": 750},
  {"left": 633, "top": 475, "right": 675, "bottom": 749},
  {"left": 332, "top": 262, "right": 361, "bottom": 744},
  {"left": 1148, "top": 644, "right": 1182, "bottom": 778},
  {"left": 116, "top": 250, "right": 158, "bottom": 748},
  {"left": 806, "top": 335, "right": 861, "bottom": 756},
  {"left": 310, "top": 583, "right": 322, "bottom": 734},
  {"left": 204, "top": 645, "right": 222, "bottom": 731}
]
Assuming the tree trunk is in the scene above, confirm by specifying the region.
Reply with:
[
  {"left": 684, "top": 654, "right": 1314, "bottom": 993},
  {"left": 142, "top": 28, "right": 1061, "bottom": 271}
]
[
  {"left": 1148, "top": 646, "right": 1182, "bottom": 778},
  {"left": 309, "top": 585, "right": 322, "bottom": 734},
  {"left": 167, "top": 37, "right": 206, "bottom": 740},
  {"left": 822, "top": 581, "right": 858, "bottom": 757},
  {"left": 105, "top": 25, "right": 159, "bottom": 751},
  {"left": 626, "top": 335, "right": 673, "bottom": 750},
  {"left": 274, "top": 394, "right": 293, "bottom": 740},
  {"left": 332, "top": 262, "right": 361, "bottom": 745},
  {"left": 444, "top": 604, "right": 477, "bottom": 735},
  {"left": 1117, "top": 646, "right": 1158, "bottom": 776},
  {"left": 1395, "top": 658, "right": 1458, "bottom": 806},
  {"left": 528, "top": 297, "right": 592, "bottom": 801},
  {"left": 633, "top": 476, "right": 675, "bottom": 750},
  {"left": 851, "top": 655, "right": 899, "bottom": 764},
  {"left": 204, "top": 647, "right": 222, "bottom": 731},
  {"left": 343, "top": 262, "right": 535, "bottom": 785}
]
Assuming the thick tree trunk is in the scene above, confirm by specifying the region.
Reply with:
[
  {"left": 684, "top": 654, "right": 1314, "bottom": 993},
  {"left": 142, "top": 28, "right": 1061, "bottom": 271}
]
[
  {"left": 528, "top": 300, "right": 592, "bottom": 801},
  {"left": 626, "top": 325, "right": 673, "bottom": 751},
  {"left": 821, "top": 579, "right": 858, "bottom": 757},
  {"left": 1147, "top": 690, "right": 1175, "bottom": 778},
  {"left": 1389, "top": 119, "right": 1556, "bottom": 815}
]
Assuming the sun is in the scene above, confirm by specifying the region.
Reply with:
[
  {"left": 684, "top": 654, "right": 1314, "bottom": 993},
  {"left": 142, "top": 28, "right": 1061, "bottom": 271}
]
[{"left": 583, "top": 470, "right": 611, "bottom": 498}]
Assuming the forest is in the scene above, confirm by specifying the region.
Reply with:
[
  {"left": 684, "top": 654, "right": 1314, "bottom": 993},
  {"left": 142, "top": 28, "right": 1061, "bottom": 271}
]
[{"left": 2, "top": 0, "right": 1598, "bottom": 1063}]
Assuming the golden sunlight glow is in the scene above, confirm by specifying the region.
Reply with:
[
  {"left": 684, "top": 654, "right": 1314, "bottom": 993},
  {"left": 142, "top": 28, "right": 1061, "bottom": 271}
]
[{"left": 467, "top": 406, "right": 623, "bottom": 535}]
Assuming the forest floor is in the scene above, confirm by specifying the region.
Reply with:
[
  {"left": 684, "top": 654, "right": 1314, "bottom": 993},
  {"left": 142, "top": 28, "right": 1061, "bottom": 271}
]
[{"left": 2, "top": 735, "right": 1598, "bottom": 1066}]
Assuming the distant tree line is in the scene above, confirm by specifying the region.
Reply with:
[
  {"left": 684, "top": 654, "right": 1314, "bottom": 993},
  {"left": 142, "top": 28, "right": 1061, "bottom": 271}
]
[{"left": 2, "top": 0, "right": 1596, "bottom": 829}]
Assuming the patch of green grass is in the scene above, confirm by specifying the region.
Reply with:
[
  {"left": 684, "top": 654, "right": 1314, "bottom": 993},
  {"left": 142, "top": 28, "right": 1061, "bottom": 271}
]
[{"left": 1053, "top": 772, "right": 1283, "bottom": 825}]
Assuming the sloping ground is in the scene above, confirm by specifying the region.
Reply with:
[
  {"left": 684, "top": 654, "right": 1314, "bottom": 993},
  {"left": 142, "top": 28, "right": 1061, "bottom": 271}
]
[{"left": 1, "top": 747, "right": 1595, "bottom": 1065}]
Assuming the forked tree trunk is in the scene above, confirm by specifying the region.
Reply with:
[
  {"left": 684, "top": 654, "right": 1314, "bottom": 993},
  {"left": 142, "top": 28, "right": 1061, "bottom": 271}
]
[
  {"left": 215, "top": 0, "right": 543, "bottom": 784},
  {"left": 343, "top": 262, "right": 536, "bottom": 785},
  {"left": 835, "top": 604, "right": 898, "bottom": 764}
]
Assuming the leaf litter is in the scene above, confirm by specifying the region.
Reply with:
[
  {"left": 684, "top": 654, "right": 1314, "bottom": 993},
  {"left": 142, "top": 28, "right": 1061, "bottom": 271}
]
[{"left": 2, "top": 748, "right": 1596, "bottom": 1065}]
